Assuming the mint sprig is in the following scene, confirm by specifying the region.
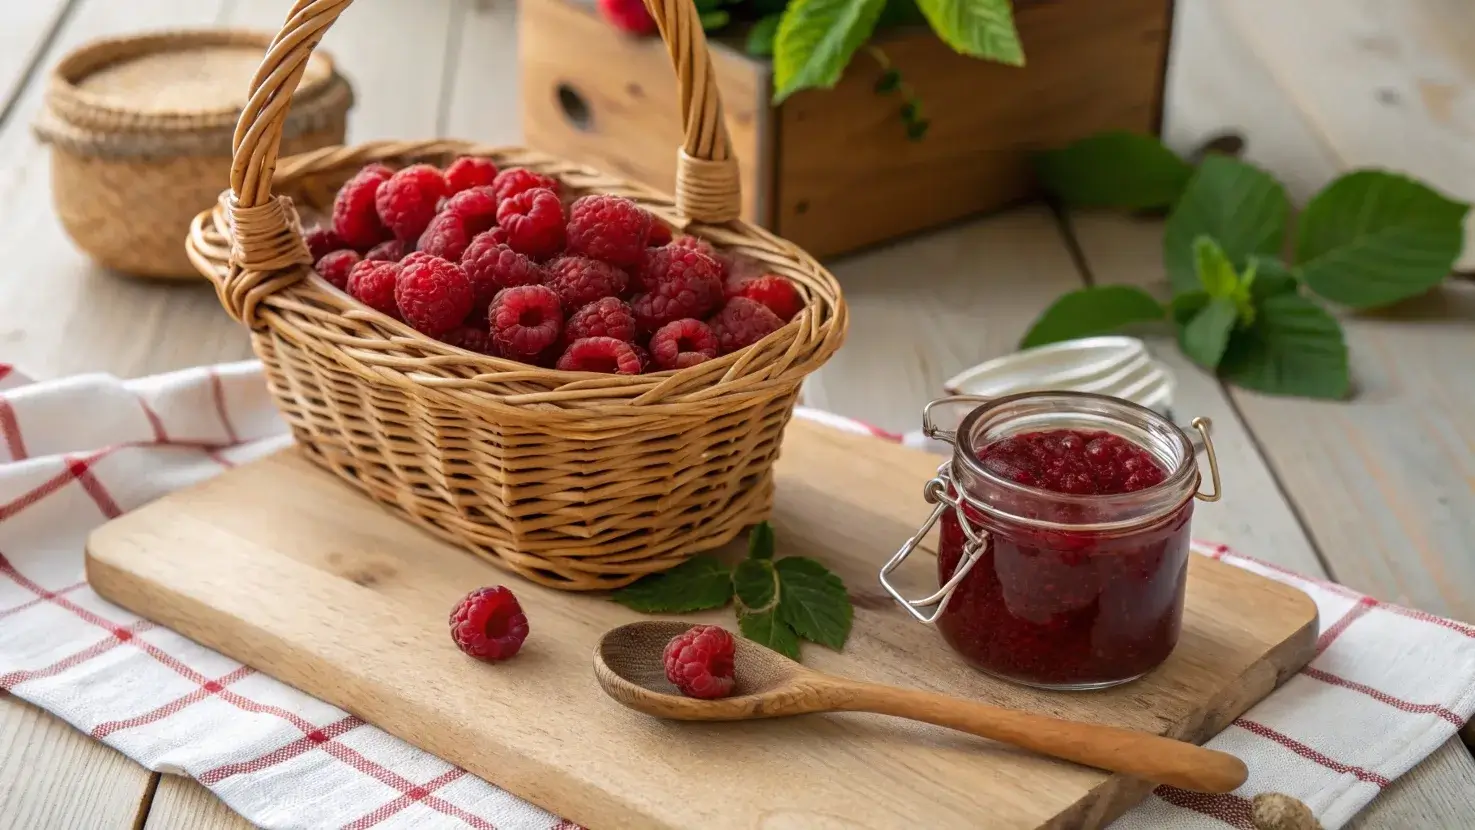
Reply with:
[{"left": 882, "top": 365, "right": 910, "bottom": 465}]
[
  {"left": 1024, "top": 131, "right": 1469, "bottom": 400},
  {"left": 610, "top": 521, "right": 853, "bottom": 661}
]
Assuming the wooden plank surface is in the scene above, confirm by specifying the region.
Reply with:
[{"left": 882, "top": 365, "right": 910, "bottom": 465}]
[
  {"left": 441, "top": 0, "right": 522, "bottom": 144},
  {"left": 86, "top": 422, "right": 1317, "bottom": 830},
  {"left": 142, "top": 775, "right": 254, "bottom": 830},
  {"left": 0, "top": 0, "right": 71, "bottom": 116}
]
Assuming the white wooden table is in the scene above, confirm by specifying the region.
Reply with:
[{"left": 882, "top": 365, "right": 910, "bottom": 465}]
[{"left": 0, "top": 1, "right": 1471, "bottom": 827}]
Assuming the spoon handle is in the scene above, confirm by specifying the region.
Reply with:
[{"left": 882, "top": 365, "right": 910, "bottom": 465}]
[{"left": 832, "top": 681, "right": 1247, "bottom": 793}]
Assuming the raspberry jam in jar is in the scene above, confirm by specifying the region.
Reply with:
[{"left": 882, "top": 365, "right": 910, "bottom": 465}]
[{"left": 881, "top": 392, "right": 1221, "bottom": 690}]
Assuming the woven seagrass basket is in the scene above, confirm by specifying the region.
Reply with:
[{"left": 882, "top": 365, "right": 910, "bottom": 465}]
[
  {"left": 35, "top": 29, "right": 351, "bottom": 279},
  {"left": 186, "top": 0, "right": 847, "bottom": 591}
]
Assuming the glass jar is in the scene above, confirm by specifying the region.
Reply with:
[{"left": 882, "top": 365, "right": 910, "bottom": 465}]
[{"left": 880, "top": 392, "right": 1221, "bottom": 690}]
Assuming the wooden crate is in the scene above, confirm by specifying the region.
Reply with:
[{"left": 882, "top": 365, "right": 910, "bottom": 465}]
[{"left": 521, "top": 0, "right": 1175, "bottom": 258}]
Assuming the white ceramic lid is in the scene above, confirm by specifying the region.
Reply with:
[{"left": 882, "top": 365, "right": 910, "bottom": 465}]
[{"left": 943, "top": 336, "right": 1176, "bottom": 416}]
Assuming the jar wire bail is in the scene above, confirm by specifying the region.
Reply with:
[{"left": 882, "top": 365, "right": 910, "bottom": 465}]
[{"left": 1191, "top": 417, "right": 1221, "bottom": 502}]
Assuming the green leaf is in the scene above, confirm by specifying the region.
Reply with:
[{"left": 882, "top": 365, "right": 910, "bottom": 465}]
[
  {"left": 748, "top": 521, "right": 775, "bottom": 560},
  {"left": 746, "top": 13, "right": 782, "bottom": 57},
  {"left": 1169, "top": 290, "right": 1209, "bottom": 327},
  {"left": 1019, "top": 285, "right": 1165, "bottom": 349},
  {"left": 738, "top": 609, "right": 801, "bottom": 660},
  {"left": 1164, "top": 156, "right": 1290, "bottom": 296},
  {"left": 774, "top": 557, "right": 852, "bottom": 650},
  {"left": 699, "top": 9, "right": 730, "bottom": 30},
  {"left": 1193, "top": 236, "right": 1240, "bottom": 297},
  {"left": 732, "top": 558, "right": 778, "bottom": 613},
  {"left": 1218, "top": 293, "right": 1350, "bottom": 399},
  {"left": 878, "top": 0, "right": 927, "bottom": 27},
  {"left": 1178, "top": 297, "right": 1238, "bottom": 370},
  {"left": 1294, "top": 170, "right": 1470, "bottom": 309},
  {"left": 1246, "top": 256, "right": 1300, "bottom": 301},
  {"left": 773, "top": 0, "right": 887, "bottom": 103},
  {"left": 610, "top": 555, "right": 733, "bottom": 613},
  {"left": 1033, "top": 131, "right": 1193, "bottom": 210},
  {"left": 914, "top": 0, "right": 1024, "bottom": 66},
  {"left": 874, "top": 67, "right": 902, "bottom": 93}
]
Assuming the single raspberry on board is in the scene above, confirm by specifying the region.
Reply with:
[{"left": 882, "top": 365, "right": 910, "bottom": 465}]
[
  {"left": 461, "top": 234, "right": 544, "bottom": 312},
  {"left": 376, "top": 164, "right": 448, "bottom": 242},
  {"left": 734, "top": 274, "right": 804, "bottom": 322},
  {"left": 396, "top": 254, "right": 475, "bottom": 337},
  {"left": 709, "top": 296, "right": 783, "bottom": 354},
  {"left": 417, "top": 212, "right": 471, "bottom": 261},
  {"left": 564, "top": 297, "right": 637, "bottom": 343},
  {"left": 596, "top": 0, "right": 657, "bottom": 35},
  {"left": 449, "top": 586, "right": 529, "bottom": 662},
  {"left": 314, "top": 250, "right": 360, "bottom": 290},
  {"left": 555, "top": 336, "right": 643, "bottom": 374},
  {"left": 492, "top": 167, "right": 560, "bottom": 204},
  {"left": 443, "top": 324, "right": 495, "bottom": 355},
  {"left": 646, "top": 219, "right": 672, "bottom": 247},
  {"left": 441, "top": 186, "right": 500, "bottom": 236},
  {"left": 566, "top": 195, "right": 651, "bottom": 269},
  {"left": 663, "top": 625, "right": 735, "bottom": 699},
  {"left": 545, "top": 255, "right": 628, "bottom": 311},
  {"left": 489, "top": 285, "right": 564, "bottom": 360},
  {"left": 347, "top": 259, "right": 403, "bottom": 319},
  {"left": 445, "top": 156, "right": 498, "bottom": 194},
  {"left": 332, "top": 165, "right": 392, "bottom": 249},
  {"left": 497, "top": 188, "right": 566, "bottom": 260},
  {"left": 649, "top": 318, "right": 718, "bottom": 370},
  {"left": 365, "top": 239, "right": 409, "bottom": 262},
  {"left": 630, "top": 245, "right": 722, "bottom": 332},
  {"left": 305, "top": 225, "right": 344, "bottom": 262}
]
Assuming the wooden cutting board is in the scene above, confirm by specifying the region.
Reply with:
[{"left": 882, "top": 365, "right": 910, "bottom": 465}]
[{"left": 85, "top": 419, "right": 1317, "bottom": 829}]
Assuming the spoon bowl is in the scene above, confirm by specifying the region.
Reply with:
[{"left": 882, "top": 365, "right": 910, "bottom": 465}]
[{"left": 594, "top": 621, "right": 1248, "bottom": 794}]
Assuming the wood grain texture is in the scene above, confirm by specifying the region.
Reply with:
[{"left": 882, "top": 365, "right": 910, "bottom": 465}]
[
  {"left": 142, "top": 775, "right": 254, "bottom": 830},
  {"left": 440, "top": 0, "right": 521, "bottom": 143},
  {"left": 0, "top": 0, "right": 70, "bottom": 114},
  {"left": 0, "top": 697, "right": 155, "bottom": 830},
  {"left": 519, "top": 0, "right": 769, "bottom": 225},
  {"left": 85, "top": 419, "right": 1317, "bottom": 830}
]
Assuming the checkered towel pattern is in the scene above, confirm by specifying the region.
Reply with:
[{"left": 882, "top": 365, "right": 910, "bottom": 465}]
[{"left": 0, "top": 361, "right": 1471, "bottom": 830}]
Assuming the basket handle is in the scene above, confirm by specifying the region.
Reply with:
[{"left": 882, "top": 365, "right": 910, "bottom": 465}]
[{"left": 223, "top": 0, "right": 741, "bottom": 301}]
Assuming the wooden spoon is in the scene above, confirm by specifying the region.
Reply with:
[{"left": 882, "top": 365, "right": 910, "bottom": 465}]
[{"left": 594, "top": 621, "right": 1248, "bottom": 794}]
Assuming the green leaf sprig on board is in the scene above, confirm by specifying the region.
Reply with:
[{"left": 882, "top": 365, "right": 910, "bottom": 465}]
[
  {"left": 1023, "top": 131, "right": 1471, "bottom": 400},
  {"left": 610, "top": 521, "right": 853, "bottom": 660}
]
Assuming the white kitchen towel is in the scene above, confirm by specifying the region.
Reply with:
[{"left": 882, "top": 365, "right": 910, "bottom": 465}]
[{"left": 0, "top": 361, "right": 1471, "bottom": 830}]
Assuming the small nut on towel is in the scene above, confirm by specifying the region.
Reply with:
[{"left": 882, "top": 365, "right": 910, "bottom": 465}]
[{"left": 1251, "top": 793, "right": 1321, "bottom": 830}]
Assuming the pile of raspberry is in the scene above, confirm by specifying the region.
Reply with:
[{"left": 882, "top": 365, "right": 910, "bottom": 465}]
[{"left": 308, "top": 156, "right": 806, "bottom": 375}]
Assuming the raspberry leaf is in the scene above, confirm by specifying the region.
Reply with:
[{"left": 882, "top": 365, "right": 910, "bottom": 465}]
[
  {"left": 610, "top": 555, "right": 734, "bottom": 613},
  {"left": 1034, "top": 131, "right": 1193, "bottom": 211},
  {"left": 747, "top": 521, "right": 775, "bottom": 560},
  {"left": 1019, "top": 285, "right": 1165, "bottom": 349},
  {"left": 733, "top": 558, "right": 779, "bottom": 614},
  {"left": 1218, "top": 293, "right": 1350, "bottom": 399},
  {"left": 746, "top": 13, "right": 783, "bottom": 57},
  {"left": 738, "top": 609, "right": 801, "bottom": 660},
  {"left": 914, "top": 0, "right": 1024, "bottom": 66},
  {"left": 772, "top": 0, "right": 887, "bottom": 103},
  {"left": 1293, "top": 171, "right": 1469, "bottom": 309},
  {"left": 1164, "top": 157, "right": 1289, "bottom": 297},
  {"left": 774, "top": 557, "right": 852, "bottom": 650},
  {"left": 1177, "top": 296, "right": 1238, "bottom": 370},
  {"left": 1247, "top": 257, "right": 1301, "bottom": 302}
]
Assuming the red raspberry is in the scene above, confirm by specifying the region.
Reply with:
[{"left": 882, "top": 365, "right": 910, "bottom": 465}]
[
  {"left": 395, "top": 254, "right": 475, "bottom": 337},
  {"left": 566, "top": 195, "right": 651, "bottom": 269},
  {"left": 365, "top": 239, "right": 408, "bottom": 262},
  {"left": 734, "top": 274, "right": 804, "bottom": 322},
  {"left": 443, "top": 324, "right": 495, "bottom": 355},
  {"left": 564, "top": 297, "right": 637, "bottom": 343},
  {"left": 376, "top": 164, "right": 448, "bottom": 242},
  {"left": 631, "top": 245, "right": 722, "bottom": 331},
  {"left": 555, "top": 337, "right": 642, "bottom": 374},
  {"left": 441, "top": 186, "right": 499, "bottom": 236},
  {"left": 489, "top": 285, "right": 564, "bottom": 360},
  {"left": 497, "top": 188, "right": 566, "bottom": 260},
  {"left": 596, "top": 0, "right": 657, "bottom": 35},
  {"left": 347, "top": 259, "right": 403, "bottom": 319},
  {"left": 669, "top": 235, "right": 717, "bottom": 260},
  {"left": 722, "top": 254, "right": 766, "bottom": 297},
  {"left": 461, "top": 233, "right": 543, "bottom": 313},
  {"left": 709, "top": 296, "right": 784, "bottom": 354},
  {"left": 649, "top": 318, "right": 718, "bottom": 370},
  {"left": 492, "top": 168, "right": 560, "bottom": 204},
  {"left": 646, "top": 219, "right": 672, "bottom": 247},
  {"left": 315, "top": 250, "right": 360, "bottom": 290},
  {"left": 545, "top": 255, "right": 628, "bottom": 311},
  {"left": 332, "top": 165, "right": 392, "bottom": 249},
  {"left": 449, "top": 586, "right": 528, "bottom": 662},
  {"left": 361, "top": 162, "right": 394, "bottom": 178},
  {"left": 417, "top": 212, "right": 471, "bottom": 261},
  {"left": 444, "top": 156, "right": 498, "bottom": 194},
  {"left": 632, "top": 343, "right": 652, "bottom": 373},
  {"left": 305, "top": 225, "right": 344, "bottom": 261},
  {"left": 663, "top": 625, "right": 735, "bottom": 699}
]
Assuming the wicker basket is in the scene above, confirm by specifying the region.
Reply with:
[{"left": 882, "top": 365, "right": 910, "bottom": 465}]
[
  {"left": 186, "top": 0, "right": 847, "bottom": 591},
  {"left": 34, "top": 29, "right": 352, "bottom": 279}
]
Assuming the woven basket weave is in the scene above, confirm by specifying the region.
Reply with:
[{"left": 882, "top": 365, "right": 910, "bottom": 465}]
[
  {"left": 34, "top": 29, "right": 351, "bottom": 279},
  {"left": 186, "top": 0, "right": 847, "bottom": 591}
]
